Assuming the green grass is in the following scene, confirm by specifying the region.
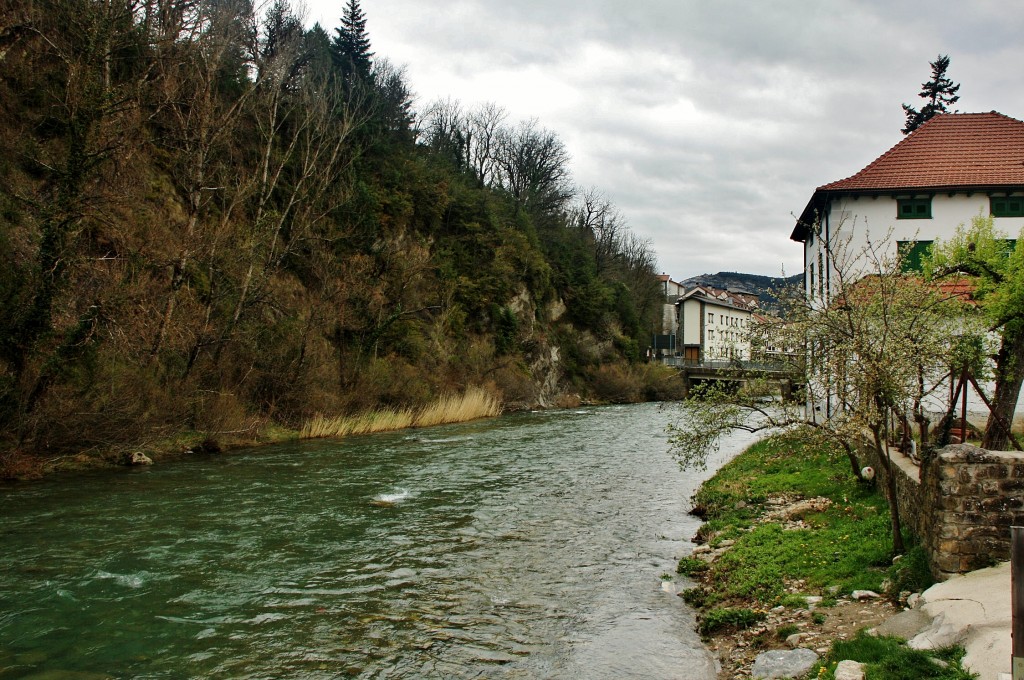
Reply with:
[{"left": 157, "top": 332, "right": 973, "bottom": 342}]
[
  {"left": 812, "top": 630, "right": 977, "bottom": 679},
  {"left": 676, "top": 556, "right": 709, "bottom": 576},
  {"left": 682, "top": 428, "right": 963, "bottom": 679},
  {"left": 688, "top": 430, "right": 914, "bottom": 603},
  {"left": 698, "top": 607, "right": 766, "bottom": 636}
]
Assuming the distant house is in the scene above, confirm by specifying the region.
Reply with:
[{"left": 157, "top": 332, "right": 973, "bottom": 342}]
[
  {"left": 675, "top": 285, "right": 759, "bottom": 363},
  {"left": 653, "top": 274, "right": 686, "bottom": 356},
  {"left": 790, "top": 112, "right": 1024, "bottom": 300}
]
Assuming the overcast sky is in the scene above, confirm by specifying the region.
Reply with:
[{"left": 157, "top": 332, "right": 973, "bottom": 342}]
[{"left": 303, "top": 0, "right": 1024, "bottom": 280}]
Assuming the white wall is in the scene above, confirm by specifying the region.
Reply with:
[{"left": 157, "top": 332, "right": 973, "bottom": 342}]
[
  {"left": 803, "top": 193, "right": 1024, "bottom": 299},
  {"left": 801, "top": 191, "right": 1024, "bottom": 426},
  {"left": 700, "top": 301, "right": 752, "bottom": 361},
  {"left": 680, "top": 299, "right": 701, "bottom": 346}
]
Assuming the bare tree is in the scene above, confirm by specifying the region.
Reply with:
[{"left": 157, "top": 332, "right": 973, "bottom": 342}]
[
  {"left": 146, "top": 0, "right": 257, "bottom": 362},
  {"left": 466, "top": 102, "right": 507, "bottom": 187},
  {"left": 668, "top": 226, "right": 972, "bottom": 554},
  {"left": 493, "top": 119, "right": 573, "bottom": 215}
]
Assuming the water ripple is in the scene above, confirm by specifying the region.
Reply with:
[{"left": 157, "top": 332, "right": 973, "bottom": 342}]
[{"left": 0, "top": 403, "right": 760, "bottom": 678}]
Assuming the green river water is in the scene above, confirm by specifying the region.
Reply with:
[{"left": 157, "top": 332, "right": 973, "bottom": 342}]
[{"left": 0, "top": 403, "right": 757, "bottom": 679}]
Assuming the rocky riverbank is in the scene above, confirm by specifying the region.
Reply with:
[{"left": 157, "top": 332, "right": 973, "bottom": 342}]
[{"left": 678, "top": 430, "right": 976, "bottom": 679}]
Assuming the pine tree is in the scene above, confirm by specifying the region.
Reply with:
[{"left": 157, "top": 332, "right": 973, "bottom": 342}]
[
  {"left": 901, "top": 54, "right": 960, "bottom": 135},
  {"left": 331, "top": 0, "right": 373, "bottom": 83}
]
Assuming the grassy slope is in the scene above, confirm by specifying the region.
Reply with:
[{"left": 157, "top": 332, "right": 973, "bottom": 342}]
[
  {"left": 683, "top": 430, "right": 976, "bottom": 679},
  {"left": 689, "top": 432, "right": 895, "bottom": 602}
]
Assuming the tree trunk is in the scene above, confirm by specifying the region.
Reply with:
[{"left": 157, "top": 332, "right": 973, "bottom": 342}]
[
  {"left": 841, "top": 440, "right": 863, "bottom": 481},
  {"left": 984, "top": 324, "right": 1024, "bottom": 450},
  {"left": 872, "top": 425, "right": 905, "bottom": 555}
]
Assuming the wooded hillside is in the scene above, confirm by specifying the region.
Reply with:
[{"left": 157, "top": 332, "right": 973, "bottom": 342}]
[{"left": 0, "top": 0, "right": 671, "bottom": 466}]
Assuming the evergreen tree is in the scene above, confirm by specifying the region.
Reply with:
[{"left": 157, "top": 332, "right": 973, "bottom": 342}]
[
  {"left": 331, "top": 0, "right": 373, "bottom": 82},
  {"left": 901, "top": 54, "right": 960, "bottom": 135}
]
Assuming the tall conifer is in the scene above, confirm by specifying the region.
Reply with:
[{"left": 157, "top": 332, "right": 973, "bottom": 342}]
[
  {"left": 901, "top": 54, "right": 960, "bottom": 135},
  {"left": 331, "top": 0, "right": 373, "bottom": 82}
]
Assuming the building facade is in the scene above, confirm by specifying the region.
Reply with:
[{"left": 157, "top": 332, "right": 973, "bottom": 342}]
[
  {"left": 676, "top": 285, "right": 759, "bottom": 363},
  {"left": 791, "top": 112, "right": 1024, "bottom": 302}
]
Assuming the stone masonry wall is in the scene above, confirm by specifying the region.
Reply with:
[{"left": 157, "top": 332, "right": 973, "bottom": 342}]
[
  {"left": 923, "top": 444, "right": 1024, "bottom": 577},
  {"left": 861, "top": 442, "right": 1024, "bottom": 580}
]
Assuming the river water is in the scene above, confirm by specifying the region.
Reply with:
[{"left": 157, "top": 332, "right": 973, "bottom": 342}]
[{"left": 0, "top": 403, "right": 758, "bottom": 679}]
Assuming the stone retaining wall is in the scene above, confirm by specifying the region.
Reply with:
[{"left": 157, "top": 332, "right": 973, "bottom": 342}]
[
  {"left": 923, "top": 445, "right": 1024, "bottom": 577},
  {"left": 862, "top": 442, "right": 1024, "bottom": 580}
]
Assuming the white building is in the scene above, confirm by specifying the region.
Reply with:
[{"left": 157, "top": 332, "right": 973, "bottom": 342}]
[
  {"left": 676, "top": 285, "right": 759, "bottom": 363},
  {"left": 653, "top": 274, "right": 685, "bottom": 356},
  {"left": 791, "top": 112, "right": 1024, "bottom": 301},
  {"left": 790, "top": 111, "right": 1024, "bottom": 422}
]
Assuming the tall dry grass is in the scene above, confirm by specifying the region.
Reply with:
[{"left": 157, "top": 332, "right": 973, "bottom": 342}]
[{"left": 300, "top": 387, "right": 501, "bottom": 439}]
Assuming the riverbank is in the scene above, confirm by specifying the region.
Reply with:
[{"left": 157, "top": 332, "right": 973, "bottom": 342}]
[
  {"left": 0, "top": 387, "right": 507, "bottom": 481},
  {"left": 678, "top": 430, "right": 976, "bottom": 679}
]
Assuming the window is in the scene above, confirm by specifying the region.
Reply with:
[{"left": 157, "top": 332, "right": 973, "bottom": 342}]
[
  {"left": 708, "top": 312, "right": 714, "bottom": 323},
  {"left": 897, "top": 240, "right": 934, "bottom": 273},
  {"left": 896, "top": 197, "right": 931, "bottom": 219},
  {"left": 818, "top": 252, "right": 824, "bottom": 298},
  {"left": 991, "top": 196, "right": 1024, "bottom": 217}
]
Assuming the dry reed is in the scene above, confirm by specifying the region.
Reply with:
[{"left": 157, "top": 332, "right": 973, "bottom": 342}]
[{"left": 300, "top": 387, "right": 501, "bottom": 440}]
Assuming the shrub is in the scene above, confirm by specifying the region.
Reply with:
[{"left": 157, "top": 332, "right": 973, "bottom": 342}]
[
  {"left": 677, "top": 556, "right": 710, "bottom": 577},
  {"left": 698, "top": 607, "right": 766, "bottom": 636},
  {"left": 886, "top": 544, "right": 935, "bottom": 599},
  {"left": 776, "top": 623, "right": 800, "bottom": 640},
  {"left": 587, "top": 364, "right": 642, "bottom": 403}
]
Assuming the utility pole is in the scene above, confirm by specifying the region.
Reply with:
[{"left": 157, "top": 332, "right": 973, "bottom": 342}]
[{"left": 1013, "top": 526, "right": 1024, "bottom": 679}]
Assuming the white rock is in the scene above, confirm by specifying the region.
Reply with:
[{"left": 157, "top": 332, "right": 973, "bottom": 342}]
[
  {"left": 851, "top": 590, "right": 880, "bottom": 600},
  {"left": 834, "top": 659, "right": 865, "bottom": 680},
  {"left": 750, "top": 648, "right": 818, "bottom": 679},
  {"left": 126, "top": 451, "right": 153, "bottom": 466},
  {"left": 908, "top": 613, "right": 968, "bottom": 651}
]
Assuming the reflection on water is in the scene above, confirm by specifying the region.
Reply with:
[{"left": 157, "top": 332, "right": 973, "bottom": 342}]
[{"left": 0, "top": 403, "right": 757, "bottom": 678}]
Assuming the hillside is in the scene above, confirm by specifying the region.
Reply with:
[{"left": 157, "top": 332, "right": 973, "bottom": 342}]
[
  {"left": 680, "top": 271, "right": 803, "bottom": 308},
  {"left": 0, "top": 0, "right": 678, "bottom": 471}
]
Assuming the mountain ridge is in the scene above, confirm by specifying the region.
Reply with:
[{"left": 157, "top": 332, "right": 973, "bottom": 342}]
[{"left": 679, "top": 271, "right": 803, "bottom": 307}]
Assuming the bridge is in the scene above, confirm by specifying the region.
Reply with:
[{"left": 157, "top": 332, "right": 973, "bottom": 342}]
[{"left": 660, "top": 358, "right": 803, "bottom": 399}]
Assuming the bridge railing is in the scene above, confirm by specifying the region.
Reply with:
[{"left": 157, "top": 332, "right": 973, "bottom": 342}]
[{"left": 659, "top": 357, "right": 796, "bottom": 374}]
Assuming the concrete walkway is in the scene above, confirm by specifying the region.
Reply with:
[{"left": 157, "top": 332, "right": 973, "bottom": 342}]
[{"left": 875, "top": 562, "right": 1011, "bottom": 680}]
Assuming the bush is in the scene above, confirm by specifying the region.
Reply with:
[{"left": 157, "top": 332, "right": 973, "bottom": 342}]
[
  {"left": 698, "top": 607, "right": 766, "bottom": 636},
  {"left": 814, "top": 630, "right": 975, "bottom": 680},
  {"left": 587, "top": 364, "right": 642, "bottom": 403},
  {"left": 677, "top": 556, "right": 710, "bottom": 577},
  {"left": 886, "top": 544, "right": 935, "bottom": 599}
]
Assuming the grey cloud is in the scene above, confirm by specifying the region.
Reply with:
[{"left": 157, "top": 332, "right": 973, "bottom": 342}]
[{"left": 308, "top": 0, "right": 1024, "bottom": 277}]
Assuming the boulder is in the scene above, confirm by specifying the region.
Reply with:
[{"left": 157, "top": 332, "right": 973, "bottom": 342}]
[
  {"left": 871, "top": 608, "right": 933, "bottom": 640},
  {"left": 834, "top": 659, "right": 865, "bottom": 680},
  {"left": 907, "top": 612, "right": 968, "bottom": 651},
  {"left": 851, "top": 590, "right": 879, "bottom": 600},
  {"left": 124, "top": 451, "right": 153, "bottom": 466},
  {"left": 750, "top": 648, "right": 818, "bottom": 679}
]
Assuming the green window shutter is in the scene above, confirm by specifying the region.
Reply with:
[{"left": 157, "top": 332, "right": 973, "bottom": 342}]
[
  {"left": 896, "top": 198, "right": 932, "bottom": 219},
  {"left": 991, "top": 196, "right": 1024, "bottom": 217},
  {"left": 898, "top": 240, "right": 934, "bottom": 272}
]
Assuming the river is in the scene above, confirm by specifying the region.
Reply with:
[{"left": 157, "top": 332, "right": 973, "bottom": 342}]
[{"left": 0, "top": 403, "right": 759, "bottom": 679}]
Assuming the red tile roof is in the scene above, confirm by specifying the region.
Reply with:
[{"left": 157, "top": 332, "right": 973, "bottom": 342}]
[
  {"left": 820, "top": 112, "right": 1024, "bottom": 192},
  {"left": 792, "top": 112, "right": 1024, "bottom": 242}
]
